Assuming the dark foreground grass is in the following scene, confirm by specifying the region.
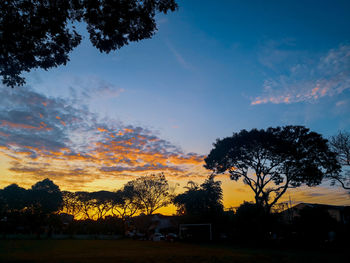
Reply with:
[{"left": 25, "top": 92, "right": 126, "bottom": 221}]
[{"left": 0, "top": 239, "right": 347, "bottom": 263}]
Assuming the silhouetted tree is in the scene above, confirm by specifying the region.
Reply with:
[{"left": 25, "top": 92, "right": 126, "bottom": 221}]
[
  {"left": 235, "top": 202, "right": 263, "bottom": 221},
  {"left": 112, "top": 184, "right": 143, "bottom": 220},
  {"left": 89, "top": 191, "right": 116, "bottom": 219},
  {"left": 63, "top": 190, "right": 121, "bottom": 220},
  {"left": 76, "top": 191, "right": 96, "bottom": 219},
  {"left": 0, "top": 0, "right": 178, "bottom": 87},
  {"left": 205, "top": 126, "right": 340, "bottom": 213},
  {"left": 0, "top": 184, "right": 27, "bottom": 213},
  {"left": 173, "top": 178, "right": 223, "bottom": 216},
  {"left": 173, "top": 181, "right": 199, "bottom": 215},
  {"left": 62, "top": 191, "right": 83, "bottom": 218},
  {"left": 63, "top": 191, "right": 116, "bottom": 219},
  {"left": 201, "top": 178, "right": 224, "bottom": 213},
  {"left": 125, "top": 173, "right": 171, "bottom": 215},
  {"left": 329, "top": 131, "right": 350, "bottom": 190},
  {"left": 28, "top": 178, "right": 63, "bottom": 215}
]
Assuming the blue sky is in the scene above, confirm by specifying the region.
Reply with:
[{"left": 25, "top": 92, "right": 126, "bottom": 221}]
[
  {"left": 1, "top": 1, "right": 350, "bottom": 206},
  {"left": 22, "top": 0, "right": 350, "bottom": 155}
]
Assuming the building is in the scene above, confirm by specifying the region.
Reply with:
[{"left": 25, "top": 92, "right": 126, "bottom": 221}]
[{"left": 280, "top": 203, "right": 350, "bottom": 224}]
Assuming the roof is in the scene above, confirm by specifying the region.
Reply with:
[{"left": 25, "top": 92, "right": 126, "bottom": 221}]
[{"left": 292, "top": 203, "right": 350, "bottom": 210}]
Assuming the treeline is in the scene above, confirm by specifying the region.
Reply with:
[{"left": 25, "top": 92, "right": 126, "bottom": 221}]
[
  {"left": 0, "top": 174, "right": 171, "bottom": 220},
  {"left": 0, "top": 173, "right": 224, "bottom": 237},
  {"left": 1, "top": 175, "right": 350, "bottom": 247},
  {"left": 61, "top": 173, "right": 171, "bottom": 220},
  {"left": 0, "top": 179, "right": 62, "bottom": 216},
  {"left": 0, "top": 179, "right": 63, "bottom": 237},
  {"left": 0, "top": 173, "right": 224, "bottom": 221}
]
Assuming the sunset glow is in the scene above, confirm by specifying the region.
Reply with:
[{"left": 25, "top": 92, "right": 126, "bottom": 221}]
[{"left": 1, "top": 0, "right": 350, "bottom": 214}]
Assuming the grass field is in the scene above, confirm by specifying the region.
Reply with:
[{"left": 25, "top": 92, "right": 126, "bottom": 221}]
[{"left": 0, "top": 239, "right": 347, "bottom": 263}]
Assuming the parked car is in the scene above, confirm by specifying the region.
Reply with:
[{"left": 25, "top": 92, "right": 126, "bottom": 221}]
[
  {"left": 166, "top": 233, "right": 178, "bottom": 242},
  {"left": 152, "top": 233, "right": 165, "bottom": 241}
]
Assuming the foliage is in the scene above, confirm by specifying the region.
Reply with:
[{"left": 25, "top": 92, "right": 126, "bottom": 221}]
[
  {"left": 0, "top": 184, "right": 27, "bottom": 213},
  {"left": 61, "top": 174, "right": 171, "bottom": 219},
  {"left": 173, "top": 178, "right": 223, "bottom": 216},
  {"left": 28, "top": 178, "right": 63, "bottom": 214},
  {"left": 0, "top": 0, "right": 178, "bottom": 87},
  {"left": 62, "top": 191, "right": 83, "bottom": 218},
  {"left": 112, "top": 184, "right": 143, "bottom": 220},
  {"left": 124, "top": 173, "right": 171, "bottom": 215},
  {"left": 89, "top": 191, "right": 116, "bottom": 219},
  {"left": 0, "top": 179, "right": 63, "bottom": 237},
  {"left": 329, "top": 131, "right": 350, "bottom": 190},
  {"left": 63, "top": 191, "right": 118, "bottom": 220},
  {"left": 75, "top": 191, "right": 97, "bottom": 219},
  {"left": 0, "top": 179, "right": 63, "bottom": 215},
  {"left": 205, "top": 126, "right": 340, "bottom": 212}
]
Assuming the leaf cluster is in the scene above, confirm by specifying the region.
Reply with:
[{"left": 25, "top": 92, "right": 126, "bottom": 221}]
[{"left": 0, "top": 0, "right": 178, "bottom": 87}]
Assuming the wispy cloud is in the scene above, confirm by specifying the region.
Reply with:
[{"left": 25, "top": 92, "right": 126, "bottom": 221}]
[
  {"left": 336, "top": 100, "right": 348, "bottom": 107},
  {"left": 284, "top": 185, "right": 350, "bottom": 206},
  {"left": 0, "top": 86, "right": 205, "bottom": 189},
  {"left": 65, "top": 76, "right": 125, "bottom": 103},
  {"left": 252, "top": 44, "right": 350, "bottom": 105},
  {"left": 166, "top": 41, "right": 194, "bottom": 71},
  {"left": 257, "top": 38, "right": 300, "bottom": 72}
]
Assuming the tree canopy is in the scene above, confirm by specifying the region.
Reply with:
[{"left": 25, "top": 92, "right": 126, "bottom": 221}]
[
  {"left": 204, "top": 126, "right": 340, "bottom": 212},
  {"left": 124, "top": 173, "right": 171, "bottom": 215},
  {"left": 112, "top": 184, "right": 143, "bottom": 219},
  {"left": 329, "top": 131, "right": 350, "bottom": 190},
  {"left": 0, "top": 184, "right": 27, "bottom": 213},
  {"left": 29, "top": 178, "right": 63, "bottom": 214},
  {"left": 61, "top": 174, "right": 171, "bottom": 219},
  {"left": 0, "top": 0, "right": 178, "bottom": 87},
  {"left": 173, "top": 178, "right": 223, "bottom": 216},
  {"left": 0, "top": 178, "right": 63, "bottom": 215}
]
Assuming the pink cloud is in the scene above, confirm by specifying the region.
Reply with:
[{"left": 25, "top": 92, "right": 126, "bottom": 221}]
[{"left": 251, "top": 44, "right": 350, "bottom": 105}]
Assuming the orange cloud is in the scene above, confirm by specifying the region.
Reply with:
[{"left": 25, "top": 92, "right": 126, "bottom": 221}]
[
  {"left": 0, "top": 131, "right": 9, "bottom": 137},
  {"left": 1, "top": 120, "right": 52, "bottom": 131},
  {"left": 311, "top": 87, "right": 319, "bottom": 96},
  {"left": 252, "top": 45, "right": 350, "bottom": 105},
  {"left": 321, "top": 87, "right": 328, "bottom": 96},
  {"left": 251, "top": 98, "right": 268, "bottom": 105},
  {"left": 124, "top": 128, "right": 133, "bottom": 133},
  {"left": 0, "top": 87, "right": 207, "bottom": 191},
  {"left": 168, "top": 155, "right": 204, "bottom": 165}
]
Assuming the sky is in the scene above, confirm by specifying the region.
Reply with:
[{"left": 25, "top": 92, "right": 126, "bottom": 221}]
[{"left": 1, "top": 0, "right": 350, "bottom": 212}]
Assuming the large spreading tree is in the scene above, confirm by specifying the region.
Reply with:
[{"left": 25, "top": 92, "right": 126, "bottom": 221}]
[
  {"left": 0, "top": 0, "right": 178, "bottom": 87},
  {"left": 204, "top": 126, "right": 340, "bottom": 212},
  {"left": 124, "top": 173, "right": 171, "bottom": 215}
]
